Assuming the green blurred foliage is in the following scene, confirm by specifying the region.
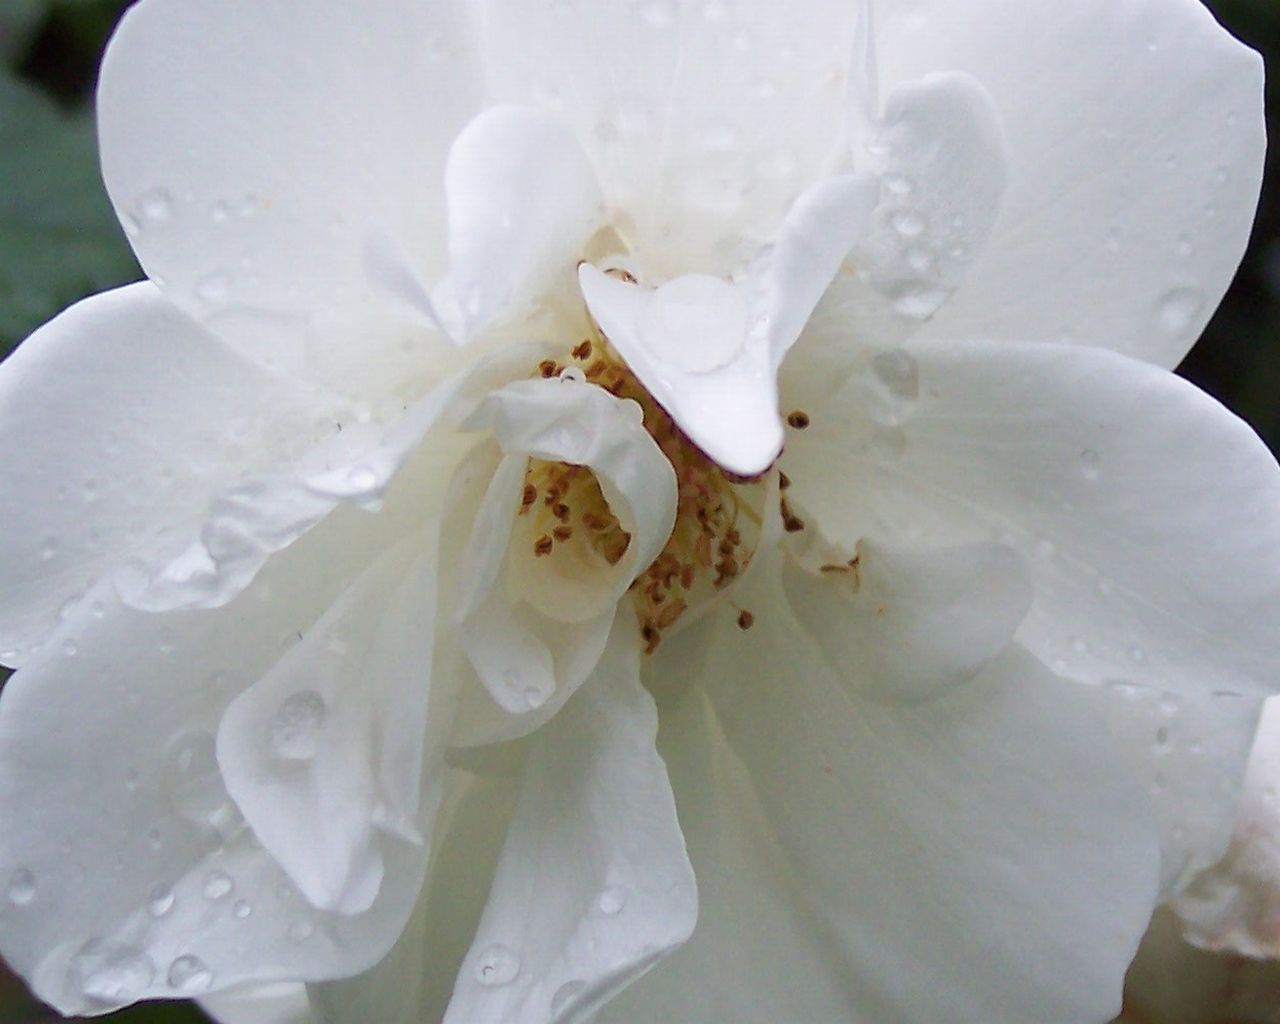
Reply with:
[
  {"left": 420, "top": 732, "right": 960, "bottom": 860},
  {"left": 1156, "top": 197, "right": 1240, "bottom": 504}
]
[{"left": 0, "top": 0, "right": 1277, "bottom": 1021}]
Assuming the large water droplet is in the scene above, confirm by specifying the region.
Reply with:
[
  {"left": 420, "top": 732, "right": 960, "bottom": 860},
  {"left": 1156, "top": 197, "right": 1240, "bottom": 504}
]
[
  {"left": 1157, "top": 287, "right": 1205, "bottom": 335},
  {"left": 1079, "top": 449, "right": 1101, "bottom": 481},
  {"left": 890, "top": 210, "right": 927, "bottom": 239},
  {"left": 551, "top": 979, "right": 587, "bottom": 1015},
  {"left": 269, "top": 691, "right": 327, "bottom": 762},
  {"left": 203, "top": 870, "right": 233, "bottom": 901},
  {"left": 138, "top": 189, "right": 173, "bottom": 225},
  {"left": 69, "top": 942, "right": 155, "bottom": 1005},
  {"left": 167, "top": 955, "right": 213, "bottom": 993},
  {"left": 7, "top": 868, "right": 35, "bottom": 905},
  {"left": 598, "top": 885, "right": 627, "bottom": 916},
  {"left": 164, "top": 732, "right": 229, "bottom": 825},
  {"left": 475, "top": 944, "right": 521, "bottom": 986},
  {"left": 147, "top": 887, "right": 175, "bottom": 918},
  {"left": 886, "top": 281, "right": 948, "bottom": 320},
  {"left": 642, "top": 275, "right": 746, "bottom": 374},
  {"left": 233, "top": 900, "right": 252, "bottom": 919}
]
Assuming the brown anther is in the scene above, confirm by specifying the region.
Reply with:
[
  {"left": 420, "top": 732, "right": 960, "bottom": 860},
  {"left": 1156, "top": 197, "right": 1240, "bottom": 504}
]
[
  {"left": 820, "top": 563, "right": 849, "bottom": 575},
  {"left": 582, "top": 511, "right": 605, "bottom": 531},
  {"left": 572, "top": 339, "right": 593, "bottom": 361},
  {"left": 779, "top": 471, "right": 791, "bottom": 490},
  {"left": 781, "top": 499, "right": 806, "bottom": 533},
  {"left": 553, "top": 502, "right": 571, "bottom": 522},
  {"left": 657, "top": 600, "right": 687, "bottom": 630},
  {"left": 520, "top": 484, "right": 537, "bottom": 513},
  {"left": 718, "top": 538, "right": 735, "bottom": 557},
  {"left": 553, "top": 525, "right": 573, "bottom": 542},
  {"left": 606, "top": 267, "right": 638, "bottom": 284},
  {"left": 680, "top": 564, "right": 696, "bottom": 589},
  {"left": 737, "top": 610, "right": 755, "bottom": 630},
  {"left": 538, "top": 359, "right": 558, "bottom": 379},
  {"left": 786, "top": 410, "right": 811, "bottom": 430},
  {"left": 586, "top": 359, "right": 607, "bottom": 379},
  {"left": 641, "top": 623, "right": 661, "bottom": 653},
  {"left": 533, "top": 535, "right": 555, "bottom": 557},
  {"left": 694, "top": 533, "right": 713, "bottom": 567},
  {"left": 726, "top": 527, "right": 741, "bottom": 546}
]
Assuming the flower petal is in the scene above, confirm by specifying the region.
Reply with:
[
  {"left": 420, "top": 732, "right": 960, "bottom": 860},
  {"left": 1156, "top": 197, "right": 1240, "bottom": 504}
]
[
  {"left": 686, "top": 554, "right": 1160, "bottom": 1022},
  {"left": 598, "top": 685, "right": 862, "bottom": 1023},
  {"left": 0, "top": 511, "right": 433, "bottom": 1015},
  {"left": 217, "top": 532, "right": 445, "bottom": 915},
  {"left": 200, "top": 983, "right": 313, "bottom": 1024},
  {"left": 430, "top": 106, "right": 605, "bottom": 343},
  {"left": 97, "top": 0, "right": 484, "bottom": 398},
  {"left": 442, "top": 625, "right": 697, "bottom": 1024},
  {"left": 781, "top": 539, "right": 1033, "bottom": 704},
  {"left": 0, "top": 283, "right": 329, "bottom": 665},
  {"left": 479, "top": 0, "right": 860, "bottom": 277},
  {"left": 782, "top": 337, "right": 1280, "bottom": 700},
  {"left": 1172, "top": 697, "right": 1280, "bottom": 958},
  {"left": 1096, "top": 683, "right": 1260, "bottom": 899},
  {"left": 875, "top": 0, "right": 1264, "bottom": 367},
  {"left": 452, "top": 377, "right": 676, "bottom": 730}
]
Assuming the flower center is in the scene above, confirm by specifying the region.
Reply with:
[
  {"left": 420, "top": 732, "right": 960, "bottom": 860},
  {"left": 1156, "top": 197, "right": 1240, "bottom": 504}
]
[{"left": 524, "top": 334, "right": 766, "bottom": 652}]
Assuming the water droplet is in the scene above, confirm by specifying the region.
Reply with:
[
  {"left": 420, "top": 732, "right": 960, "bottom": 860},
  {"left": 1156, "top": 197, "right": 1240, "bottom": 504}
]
[
  {"left": 866, "top": 350, "right": 920, "bottom": 427},
  {"left": 1157, "top": 287, "right": 1206, "bottom": 335},
  {"left": 1097, "top": 579, "right": 1115, "bottom": 598},
  {"left": 598, "top": 886, "right": 627, "bottom": 916},
  {"left": 164, "top": 732, "right": 229, "bottom": 825},
  {"left": 1154, "top": 725, "right": 1171, "bottom": 752},
  {"left": 269, "top": 691, "right": 327, "bottom": 762},
  {"left": 524, "top": 686, "right": 548, "bottom": 710},
  {"left": 1159, "top": 695, "right": 1180, "bottom": 717},
  {"left": 147, "top": 887, "right": 175, "bottom": 918},
  {"left": 884, "top": 174, "right": 914, "bottom": 197},
  {"left": 138, "top": 189, "right": 173, "bottom": 225},
  {"left": 196, "top": 273, "right": 231, "bottom": 305},
  {"left": 1215, "top": 165, "right": 1231, "bottom": 186},
  {"left": 1079, "top": 449, "right": 1101, "bottom": 481},
  {"left": 167, "top": 955, "right": 213, "bottom": 993},
  {"left": 70, "top": 942, "right": 155, "bottom": 1005},
  {"left": 904, "top": 247, "right": 934, "bottom": 273},
  {"left": 345, "top": 465, "right": 379, "bottom": 492},
  {"left": 1177, "top": 235, "right": 1195, "bottom": 259},
  {"left": 890, "top": 210, "right": 927, "bottom": 239},
  {"left": 886, "top": 281, "right": 948, "bottom": 320},
  {"left": 203, "top": 870, "right": 233, "bottom": 901},
  {"left": 551, "top": 979, "right": 587, "bottom": 1014},
  {"left": 475, "top": 944, "right": 521, "bottom": 986},
  {"left": 62, "top": 639, "right": 78, "bottom": 657},
  {"left": 7, "top": 868, "right": 35, "bottom": 905},
  {"left": 643, "top": 275, "right": 747, "bottom": 373},
  {"left": 233, "top": 899, "right": 252, "bottom": 919},
  {"left": 288, "top": 918, "right": 315, "bottom": 943}
]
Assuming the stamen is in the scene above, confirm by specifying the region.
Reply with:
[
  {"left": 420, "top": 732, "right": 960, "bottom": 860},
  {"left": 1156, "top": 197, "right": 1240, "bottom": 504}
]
[{"left": 786, "top": 410, "right": 811, "bottom": 430}]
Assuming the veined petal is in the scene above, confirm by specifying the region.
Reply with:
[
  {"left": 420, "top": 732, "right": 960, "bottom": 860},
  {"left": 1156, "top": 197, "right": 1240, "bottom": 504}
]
[
  {"left": 479, "top": 0, "right": 858, "bottom": 278},
  {"left": 442, "top": 625, "right": 697, "bottom": 1024},
  {"left": 0, "top": 510, "right": 434, "bottom": 1015},
  {"left": 681, "top": 553, "right": 1160, "bottom": 1022},
  {"left": 782, "top": 337, "right": 1280, "bottom": 701},
  {"left": 0, "top": 283, "right": 332, "bottom": 665},
  {"left": 98, "top": 0, "right": 485, "bottom": 399},
  {"left": 430, "top": 106, "right": 605, "bottom": 343},
  {"left": 875, "top": 0, "right": 1265, "bottom": 368}
]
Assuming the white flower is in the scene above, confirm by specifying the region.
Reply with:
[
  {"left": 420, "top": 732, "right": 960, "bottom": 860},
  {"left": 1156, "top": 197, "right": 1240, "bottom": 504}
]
[{"left": 0, "top": 2, "right": 1275, "bottom": 1023}]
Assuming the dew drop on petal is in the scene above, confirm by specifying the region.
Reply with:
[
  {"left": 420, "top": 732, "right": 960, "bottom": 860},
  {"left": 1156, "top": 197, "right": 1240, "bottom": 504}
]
[
  {"left": 890, "top": 210, "right": 927, "bottom": 239},
  {"left": 164, "top": 732, "right": 228, "bottom": 823},
  {"left": 288, "top": 919, "right": 315, "bottom": 943},
  {"left": 269, "top": 691, "right": 327, "bottom": 762},
  {"left": 147, "top": 887, "right": 175, "bottom": 918},
  {"left": 475, "top": 944, "right": 521, "bottom": 987},
  {"left": 598, "top": 886, "right": 627, "bottom": 916},
  {"left": 138, "top": 189, "right": 173, "bottom": 225},
  {"left": 202, "top": 870, "right": 233, "bottom": 901},
  {"left": 69, "top": 942, "right": 155, "bottom": 1005},
  {"left": 233, "top": 900, "right": 252, "bottom": 919},
  {"left": 7, "top": 868, "right": 35, "bottom": 906},
  {"left": 1157, "top": 287, "right": 1205, "bottom": 334},
  {"left": 1079, "top": 449, "right": 1101, "bottom": 481},
  {"left": 167, "top": 955, "right": 213, "bottom": 993},
  {"left": 551, "top": 979, "right": 587, "bottom": 1014}
]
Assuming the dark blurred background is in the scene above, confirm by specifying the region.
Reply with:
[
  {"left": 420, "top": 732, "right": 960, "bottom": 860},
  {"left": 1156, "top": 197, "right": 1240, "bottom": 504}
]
[{"left": 0, "top": 0, "right": 1277, "bottom": 1021}]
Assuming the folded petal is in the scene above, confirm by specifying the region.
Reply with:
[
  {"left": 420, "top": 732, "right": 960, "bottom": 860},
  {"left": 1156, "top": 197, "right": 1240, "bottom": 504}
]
[
  {"left": 782, "top": 539, "right": 1033, "bottom": 704},
  {"left": 217, "top": 532, "right": 445, "bottom": 915},
  {"left": 429, "top": 106, "right": 605, "bottom": 342},
  {"left": 0, "top": 283, "right": 330, "bottom": 665},
  {"left": 875, "top": 0, "right": 1264, "bottom": 368},
  {"left": 0, "top": 510, "right": 433, "bottom": 1015},
  {"left": 479, "top": 0, "right": 860, "bottom": 277},
  {"left": 782, "top": 337, "right": 1280, "bottom": 701},
  {"left": 684, "top": 554, "right": 1160, "bottom": 1023},
  {"left": 98, "top": 0, "right": 485, "bottom": 398},
  {"left": 452, "top": 377, "right": 676, "bottom": 734},
  {"left": 599, "top": 686, "right": 862, "bottom": 1023},
  {"left": 443, "top": 625, "right": 697, "bottom": 1024}
]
